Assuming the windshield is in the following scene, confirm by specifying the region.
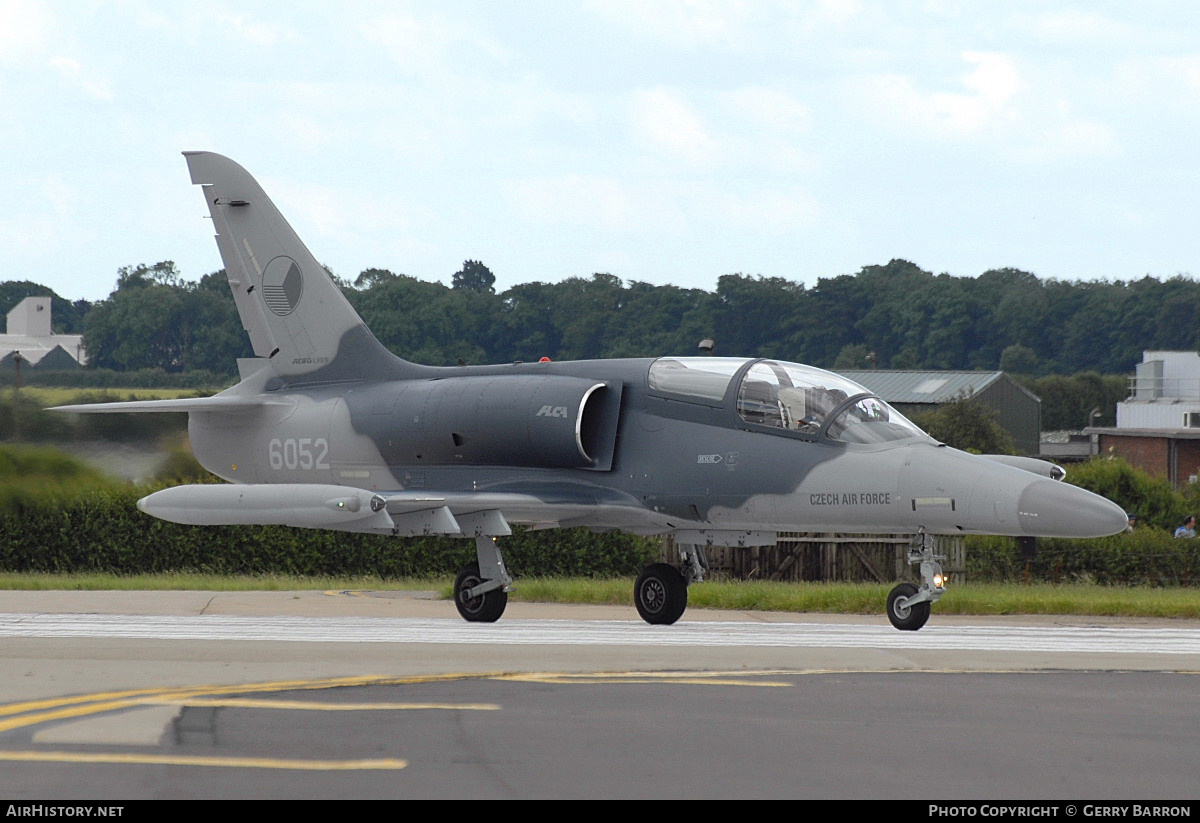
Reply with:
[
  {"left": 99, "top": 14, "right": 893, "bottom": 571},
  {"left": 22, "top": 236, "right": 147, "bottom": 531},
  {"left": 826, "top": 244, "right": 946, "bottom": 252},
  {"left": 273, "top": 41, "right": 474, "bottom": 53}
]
[
  {"left": 735, "top": 360, "right": 925, "bottom": 443},
  {"left": 826, "top": 395, "right": 926, "bottom": 443}
]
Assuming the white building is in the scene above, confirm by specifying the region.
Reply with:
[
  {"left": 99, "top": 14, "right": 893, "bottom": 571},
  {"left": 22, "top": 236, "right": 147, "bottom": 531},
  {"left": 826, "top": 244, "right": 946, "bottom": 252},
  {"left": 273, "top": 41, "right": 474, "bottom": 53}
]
[
  {"left": 1117, "top": 350, "right": 1200, "bottom": 429},
  {"left": 1085, "top": 351, "right": 1200, "bottom": 487},
  {"left": 0, "top": 296, "right": 86, "bottom": 370}
]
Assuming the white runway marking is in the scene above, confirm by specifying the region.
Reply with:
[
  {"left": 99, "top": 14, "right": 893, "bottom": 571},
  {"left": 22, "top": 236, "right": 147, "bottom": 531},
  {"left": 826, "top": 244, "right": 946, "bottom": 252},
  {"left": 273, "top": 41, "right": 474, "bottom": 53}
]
[{"left": 0, "top": 613, "right": 1198, "bottom": 655}]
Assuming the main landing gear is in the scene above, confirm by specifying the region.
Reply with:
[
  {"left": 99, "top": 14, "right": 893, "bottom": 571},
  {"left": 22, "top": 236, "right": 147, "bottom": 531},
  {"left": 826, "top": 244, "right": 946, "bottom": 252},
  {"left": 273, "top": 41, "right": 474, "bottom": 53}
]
[
  {"left": 453, "top": 535, "right": 513, "bottom": 623},
  {"left": 634, "top": 544, "right": 707, "bottom": 625},
  {"left": 886, "top": 529, "right": 946, "bottom": 631},
  {"left": 454, "top": 531, "right": 946, "bottom": 631}
]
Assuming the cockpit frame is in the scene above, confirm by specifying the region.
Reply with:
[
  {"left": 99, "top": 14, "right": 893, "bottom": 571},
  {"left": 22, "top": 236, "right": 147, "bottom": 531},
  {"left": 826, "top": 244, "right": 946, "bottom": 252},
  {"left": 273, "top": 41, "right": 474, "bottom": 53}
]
[{"left": 646, "top": 356, "right": 928, "bottom": 446}]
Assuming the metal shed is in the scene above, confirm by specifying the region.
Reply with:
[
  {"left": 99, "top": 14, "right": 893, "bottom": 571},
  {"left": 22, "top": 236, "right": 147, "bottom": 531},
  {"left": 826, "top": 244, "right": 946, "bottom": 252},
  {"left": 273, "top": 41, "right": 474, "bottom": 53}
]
[{"left": 838, "top": 370, "right": 1042, "bottom": 455}]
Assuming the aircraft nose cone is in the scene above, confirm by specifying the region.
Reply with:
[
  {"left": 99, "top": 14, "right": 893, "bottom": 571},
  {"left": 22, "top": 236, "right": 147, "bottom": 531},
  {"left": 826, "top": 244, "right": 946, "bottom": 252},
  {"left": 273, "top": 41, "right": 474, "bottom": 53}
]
[{"left": 1016, "top": 480, "right": 1129, "bottom": 538}]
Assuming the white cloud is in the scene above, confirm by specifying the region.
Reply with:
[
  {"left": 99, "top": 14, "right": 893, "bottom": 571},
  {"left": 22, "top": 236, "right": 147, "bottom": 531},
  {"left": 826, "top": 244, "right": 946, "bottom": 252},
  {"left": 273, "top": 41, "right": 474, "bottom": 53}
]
[
  {"left": 268, "top": 178, "right": 416, "bottom": 242},
  {"left": 36, "top": 174, "right": 82, "bottom": 216},
  {"left": 2, "top": 2, "right": 1197, "bottom": 300},
  {"left": 0, "top": 174, "right": 87, "bottom": 264},
  {"left": 50, "top": 56, "right": 114, "bottom": 102},
  {"left": 509, "top": 173, "right": 817, "bottom": 240},
  {"left": 364, "top": 11, "right": 512, "bottom": 74},
  {"left": 1020, "top": 109, "right": 1117, "bottom": 163},
  {"left": 586, "top": 0, "right": 755, "bottom": 51},
  {"left": 213, "top": 11, "right": 299, "bottom": 46},
  {"left": 701, "top": 186, "right": 820, "bottom": 235},
  {"left": 847, "top": 48, "right": 1118, "bottom": 161},
  {"left": 0, "top": 0, "right": 51, "bottom": 65},
  {"left": 962, "top": 51, "right": 1020, "bottom": 111},
  {"left": 1031, "top": 9, "right": 1133, "bottom": 47},
  {"left": 717, "top": 86, "right": 814, "bottom": 173},
  {"left": 630, "top": 88, "right": 717, "bottom": 165},
  {"left": 509, "top": 174, "right": 687, "bottom": 234},
  {"left": 1112, "top": 55, "right": 1200, "bottom": 113},
  {"left": 861, "top": 51, "right": 1020, "bottom": 137}
]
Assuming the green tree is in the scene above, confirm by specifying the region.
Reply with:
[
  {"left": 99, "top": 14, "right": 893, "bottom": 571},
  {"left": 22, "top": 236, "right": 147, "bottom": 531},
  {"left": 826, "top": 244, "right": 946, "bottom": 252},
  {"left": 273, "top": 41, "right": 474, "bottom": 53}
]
[
  {"left": 912, "top": 396, "right": 1015, "bottom": 454},
  {"left": 82, "top": 264, "right": 248, "bottom": 373},
  {"left": 553, "top": 274, "right": 626, "bottom": 360},
  {"left": 833, "top": 344, "right": 871, "bottom": 370},
  {"left": 1022, "top": 372, "right": 1126, "bottom": 429},
  {"left": 452, "top": 260, "right": 496, "bottom": 294},
  {"left": 1065, "top": 457, "right": 1189, "bottom": 531},
  {"left": 353, "top": 268, "right": 401, "bottom": 289},
  {"left": 115, "top": 261, "right": 185, "bottom": 290},
  {"left": 999, "top": 344, "right": 1040, "bottom": 374},
  {"left": 601, "top": 281, "right": 715, "bottom": 359},
  {"left": 347, "top": 271, "right": 493, "bottom": 365},
  {"left": 799, "top": 273, "right": 868, "bottom": 366},
  {"left": 714, "top": 274, "right": 806, "bottom": 359}
]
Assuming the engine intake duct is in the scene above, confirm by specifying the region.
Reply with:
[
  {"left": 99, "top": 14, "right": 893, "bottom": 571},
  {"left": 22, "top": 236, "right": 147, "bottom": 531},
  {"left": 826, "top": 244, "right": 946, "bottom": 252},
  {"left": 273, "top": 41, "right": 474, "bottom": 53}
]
[{"left": 389, "top": 374, "right": 622, "bottom": 470}]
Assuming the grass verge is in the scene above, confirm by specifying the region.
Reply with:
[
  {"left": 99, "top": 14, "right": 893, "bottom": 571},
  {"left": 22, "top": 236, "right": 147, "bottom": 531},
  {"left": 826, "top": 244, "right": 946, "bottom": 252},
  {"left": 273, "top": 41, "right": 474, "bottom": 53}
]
[{"left": 0, "top": 574, "right": 1196, "bottom": 620}]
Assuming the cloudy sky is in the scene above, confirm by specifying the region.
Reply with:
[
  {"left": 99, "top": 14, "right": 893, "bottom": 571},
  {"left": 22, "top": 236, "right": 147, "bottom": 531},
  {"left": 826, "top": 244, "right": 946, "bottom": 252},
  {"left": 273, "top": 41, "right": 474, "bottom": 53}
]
[{"left": 3, "top": 1, "right": 1199, "bottom": 302}]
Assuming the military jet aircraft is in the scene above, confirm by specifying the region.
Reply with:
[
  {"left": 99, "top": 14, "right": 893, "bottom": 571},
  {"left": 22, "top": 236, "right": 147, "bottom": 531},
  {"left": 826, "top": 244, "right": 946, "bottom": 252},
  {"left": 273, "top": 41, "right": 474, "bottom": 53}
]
[{"left": 54, "top": 152, "right": 1129, "bottom": 631}]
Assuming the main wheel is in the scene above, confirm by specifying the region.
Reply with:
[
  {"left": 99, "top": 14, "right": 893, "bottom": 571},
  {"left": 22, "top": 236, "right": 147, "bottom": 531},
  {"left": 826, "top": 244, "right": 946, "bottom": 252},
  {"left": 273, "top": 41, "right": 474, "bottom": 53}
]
[
  {"left": 634, "top": 563, "right": 688, "bottom": 625},
  {"left": 454, "top": 562, "right": 508, "bottom": 623},
  {"left": 886, "top": 582, "right": 930, "bottom": 631}
]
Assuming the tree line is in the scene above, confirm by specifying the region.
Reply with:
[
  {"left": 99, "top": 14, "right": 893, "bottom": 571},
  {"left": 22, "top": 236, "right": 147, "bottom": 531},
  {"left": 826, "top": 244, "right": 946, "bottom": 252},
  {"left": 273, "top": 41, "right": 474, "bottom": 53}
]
[{"left": 2, "top": 257, "right": 1189, "bottom": 426}]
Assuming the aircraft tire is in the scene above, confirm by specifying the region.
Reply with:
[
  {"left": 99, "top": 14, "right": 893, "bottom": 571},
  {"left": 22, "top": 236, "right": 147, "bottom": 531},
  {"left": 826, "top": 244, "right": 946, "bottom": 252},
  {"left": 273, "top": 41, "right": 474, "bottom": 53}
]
[
  {"left": 886, "top": 582, "right": 930, "bottom": 631},
  {"left": 454, "top": 562, "right": 508, "bottom": 623},
  {"left": 634, "top": 563, "right": 688, "bottom": 625}
]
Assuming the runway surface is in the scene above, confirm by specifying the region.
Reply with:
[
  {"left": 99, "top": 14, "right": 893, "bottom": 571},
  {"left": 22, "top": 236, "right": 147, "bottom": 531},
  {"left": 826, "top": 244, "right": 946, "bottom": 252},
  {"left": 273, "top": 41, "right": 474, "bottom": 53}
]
[
  {"left": 3, "top": 610, "right": 1200, "bottom": 654},
  {"left": 0, "top": 590, "right": 1197, "bottom": 799}
]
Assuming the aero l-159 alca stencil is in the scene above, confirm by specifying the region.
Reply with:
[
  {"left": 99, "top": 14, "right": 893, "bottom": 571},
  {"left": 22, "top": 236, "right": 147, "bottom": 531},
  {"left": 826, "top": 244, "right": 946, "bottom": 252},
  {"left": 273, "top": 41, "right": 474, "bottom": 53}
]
[{"left": 54, "top": 152, "right": 1130, "bottom": 631}]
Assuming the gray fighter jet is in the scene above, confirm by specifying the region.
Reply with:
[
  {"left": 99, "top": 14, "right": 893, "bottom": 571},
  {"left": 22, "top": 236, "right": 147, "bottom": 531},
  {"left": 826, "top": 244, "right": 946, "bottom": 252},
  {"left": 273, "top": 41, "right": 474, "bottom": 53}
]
[{"left": 55, "top": 152, "right": 1129, "bottom": 631}]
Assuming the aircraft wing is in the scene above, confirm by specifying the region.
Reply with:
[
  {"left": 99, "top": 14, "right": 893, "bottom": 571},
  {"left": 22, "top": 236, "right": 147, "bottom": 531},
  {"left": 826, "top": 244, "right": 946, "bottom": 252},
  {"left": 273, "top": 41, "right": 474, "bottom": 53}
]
[
  {"left": 373, "top": 488, "right": 680, "bottom": 535},
  {"left": 137, "top": 481, "right": 680, "bottom": 537}
]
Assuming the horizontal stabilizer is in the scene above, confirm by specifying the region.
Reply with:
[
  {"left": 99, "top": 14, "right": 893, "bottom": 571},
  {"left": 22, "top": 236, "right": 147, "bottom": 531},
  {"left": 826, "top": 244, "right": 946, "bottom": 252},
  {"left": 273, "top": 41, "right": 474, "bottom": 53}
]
[{"left": 50, "top": 395, "right": 287, "bottom": 414}]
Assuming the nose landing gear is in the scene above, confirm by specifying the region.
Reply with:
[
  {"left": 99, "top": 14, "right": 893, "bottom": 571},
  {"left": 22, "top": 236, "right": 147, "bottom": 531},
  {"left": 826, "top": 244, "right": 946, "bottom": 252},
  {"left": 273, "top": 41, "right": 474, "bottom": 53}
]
[{"left": 886, "top": 529, "right": 946, "bottom": 631}]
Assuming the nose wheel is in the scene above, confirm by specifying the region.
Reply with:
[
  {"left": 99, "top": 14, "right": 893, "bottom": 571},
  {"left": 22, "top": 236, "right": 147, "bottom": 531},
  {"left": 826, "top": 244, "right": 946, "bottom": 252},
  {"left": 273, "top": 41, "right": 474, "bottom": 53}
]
[
  {"left": 886, "top": 529, "right": 946, "bottom": 631},
  {"left": 887, "top": 582, "right": 930, "bottom": 631}
]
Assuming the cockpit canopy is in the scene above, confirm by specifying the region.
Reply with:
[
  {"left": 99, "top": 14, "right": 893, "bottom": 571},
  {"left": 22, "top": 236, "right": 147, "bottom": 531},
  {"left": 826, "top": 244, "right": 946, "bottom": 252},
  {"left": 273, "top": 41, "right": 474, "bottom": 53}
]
[{"left": 647, "top": 357, "right": 927, "bottom": 444}]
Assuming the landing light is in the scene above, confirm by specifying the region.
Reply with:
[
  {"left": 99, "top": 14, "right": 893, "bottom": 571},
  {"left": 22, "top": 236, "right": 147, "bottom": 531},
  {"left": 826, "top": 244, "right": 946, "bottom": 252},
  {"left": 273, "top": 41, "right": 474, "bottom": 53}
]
[{"left": 932, "top": 572, "right": 946, "bottom": 589}]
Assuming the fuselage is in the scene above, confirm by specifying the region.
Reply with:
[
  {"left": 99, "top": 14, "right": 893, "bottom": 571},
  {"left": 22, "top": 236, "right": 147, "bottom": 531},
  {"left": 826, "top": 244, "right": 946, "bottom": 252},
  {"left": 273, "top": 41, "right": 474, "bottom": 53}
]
[{"left": 189, "top": 355, "right": 1129, "bottom": 540}]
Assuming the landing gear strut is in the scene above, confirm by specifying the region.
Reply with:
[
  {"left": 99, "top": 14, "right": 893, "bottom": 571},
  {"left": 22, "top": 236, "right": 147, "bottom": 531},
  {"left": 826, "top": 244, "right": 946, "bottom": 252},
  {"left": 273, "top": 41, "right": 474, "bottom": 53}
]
[
  {"left": 454, "top": 535, "right": 513, "bottom": 623},
  {"left": 886, "top": 529, "right": 946, "bottom": 631}
]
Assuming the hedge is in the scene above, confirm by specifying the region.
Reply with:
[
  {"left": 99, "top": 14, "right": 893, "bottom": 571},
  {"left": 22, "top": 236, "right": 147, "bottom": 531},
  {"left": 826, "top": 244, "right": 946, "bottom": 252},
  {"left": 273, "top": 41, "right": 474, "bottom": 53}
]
[
  {"left": 0, "top": 486, "right": 660, "bottom": 578},
  {"left": 967, "top": 530, "right": 1200, "bottom": 586}
]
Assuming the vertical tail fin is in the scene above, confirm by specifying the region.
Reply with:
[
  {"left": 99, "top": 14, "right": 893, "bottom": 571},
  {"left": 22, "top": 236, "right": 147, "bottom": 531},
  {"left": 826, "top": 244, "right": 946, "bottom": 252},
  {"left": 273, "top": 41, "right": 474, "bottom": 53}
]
[{"left": 184, "top": 151, "right": 416, "bottom": 384}]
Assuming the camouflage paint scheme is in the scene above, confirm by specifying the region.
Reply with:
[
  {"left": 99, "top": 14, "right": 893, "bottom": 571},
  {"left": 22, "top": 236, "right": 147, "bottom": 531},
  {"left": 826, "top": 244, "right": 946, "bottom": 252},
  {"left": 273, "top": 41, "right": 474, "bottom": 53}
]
[{"left": 53, "top": 153, "right": 1129, "bottom": 628}]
